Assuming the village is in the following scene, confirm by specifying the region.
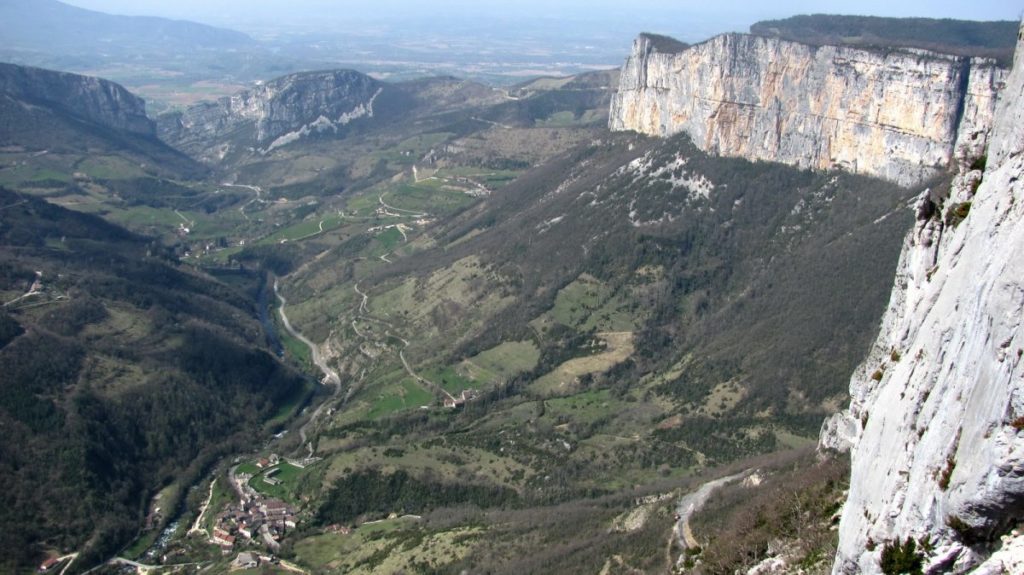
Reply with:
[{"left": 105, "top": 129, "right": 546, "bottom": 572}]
[{"left": 209, "top": 454, "right": 303, "bottom": 570}]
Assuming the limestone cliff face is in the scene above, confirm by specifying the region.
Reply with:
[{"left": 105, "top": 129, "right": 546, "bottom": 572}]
[
  {"left": 609, "top": 33, "right": 1005, "bottom": 187},
  {"left": 158, "top": 69, "right": 383, "bottom": 163},
  {"left": 821, "top": 24, "right": 1024, "bottom": 574},
  {"left": 0, "top": 62, "right": 154, "bottom": 136}
]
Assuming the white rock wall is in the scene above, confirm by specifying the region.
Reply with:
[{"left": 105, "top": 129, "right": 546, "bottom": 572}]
[
  {"left": 610, "top": 34, "right": 1005, "bottom": 187},
  {"left": 826, "top": 24, "right": 1024, "bottom": 575}
]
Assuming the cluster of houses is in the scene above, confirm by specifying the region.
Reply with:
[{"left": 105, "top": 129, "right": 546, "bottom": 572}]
[
  {"left": 212, "top": 455, "right": 301, "bottom": 555},
  {"left": 443, "top": 389, "right": 478, "bottom": 409},
  {"left": 212, "top": 496, "right": 299, "bottom": 553}
]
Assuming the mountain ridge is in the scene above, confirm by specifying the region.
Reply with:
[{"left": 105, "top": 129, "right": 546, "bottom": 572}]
[{"left": 0, "top": 0, "right": 254, "bottom": 55}]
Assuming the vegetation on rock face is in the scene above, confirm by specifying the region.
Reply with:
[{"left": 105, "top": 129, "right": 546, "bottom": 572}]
[
  {"left": 640, "top": 32, "right": 690, "bottom": 53},
  {"left": 945, "top": 202, "right": 972, "bottom": 227},
  {"left": 750, "top": 15, "right": 1018, "bottom": 65},
  {"left": 879, "top": 537, "right": 924, "bottom": 575}
]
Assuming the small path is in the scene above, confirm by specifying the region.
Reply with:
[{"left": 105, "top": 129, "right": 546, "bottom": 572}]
[
  {"left": 278, "top": 560, "right": 310, "bottom": 574},
  {"left": 354, "top": 283, "right": 369, "bottom": 315},
  {"left": 56, "top": 553, "right": 78, "bottom": 575},
  {"left": 412, "top": 165, "right": 438, "bottom": 184},
  {"left": 222, "top": 182, "right": 263, "bottom": 223},
  {"left": 227, "top": 464, "right": 249, "bottom": 501},
  {"left": 3, "top": 270, "right": 43, "bottom": 307},
  {"left": 109, "top": 556, "right": 200, "bottom": 574},
  {"left": 291, "top": 219, "right": 328, "bottom": 242},
  {"left": 395, "top": 335, "right": 456, "bottom": 402},
  {"left": 378, "top": 194, "right": 426, "bottom": 217},
  {"left": 0, "top": 198, "right": 27, "bottom": 211},
  {"left": 187, "top": 479, "right": 216, "bottom": 537},
  {"left": 173, "top": 209, "right": 194, "bottom": 227},
  {"left": 470, "top": 116, "right": 513, "bottom": 130}
]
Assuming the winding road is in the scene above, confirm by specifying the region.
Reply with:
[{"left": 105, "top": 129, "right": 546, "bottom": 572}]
[
  {"left": 674, "top": 470, "right": 753, "bottom": 549},
  {"left": 274, "top": 279, "right": 340, "bottom": 386},
  {"left": 222, "top": 182, "right": 263, "bottom": 223},
  {"left": 275, "top": 278, "right": 343, "bottom": 456}
]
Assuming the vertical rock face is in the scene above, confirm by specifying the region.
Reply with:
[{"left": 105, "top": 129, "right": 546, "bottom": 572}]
[
  {"left": 157, "top": 69, "right": 384, "bottom": 162},
  {"left": 0, "top": 62, "right": 155, "bottom": 137},
  {"left": 822, "top": 24, "right": 1024, "bottom": 574},
  {"left": 609, "top": 33, "right": 1005, "bottom": 187}
]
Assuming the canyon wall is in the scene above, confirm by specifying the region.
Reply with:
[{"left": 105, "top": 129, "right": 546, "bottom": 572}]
[
  {"left": 821, "top": 24, "right": 1024, "bottom": 574},
  {"left": 157, "top": 69, "right": 383, "bottom": 163},
  {"left": 610, "top": 33, "right": 1005, "bottom": 187}
]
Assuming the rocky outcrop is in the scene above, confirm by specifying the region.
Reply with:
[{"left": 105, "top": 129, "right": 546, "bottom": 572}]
[
  {"left": 158, "top": 70, "right": 384, "bottom": 163},
  {"left": 609, "top": 33, "right": 1005, "bottom": 187},
  {"left": 822, "top": 24, "right": 1024, "bottom": 574},
  {"left": 0, "top": 62, "right": 154, "bottom": 136}
]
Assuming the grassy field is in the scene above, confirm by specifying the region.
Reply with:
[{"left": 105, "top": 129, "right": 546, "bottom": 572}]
[
  {"left": 250, "top": 462, "right": 306, "bottom": 501},
  {"left": 534, "top": 273, "right": 639, "bottom": 333},
  {"left": 373, "top": 133, "right": 454, "bottom": 166},
  {"left": 292, "top": 517, "right": 481, "bottom": 573},
  {"left": 374, "top": 227, "right": 405, "bottom": 251},
  {"left": 469, "top": 341, "right": 541, "bottom": 379},
  {"left": 258, "top": 212, "right": 346, "bottom": 245},
  {"left": 366, "top": 378, "right": 434, "bottom": 419},
  {"left": 530, "top": 332, "right": 635, "bottom": 396},
  {"left": 423, "top": 365, "right": 483, "bottom": 394},
  {"left": 382, "top": 183, "right": 475, "bottom": 215},
  {"left": 77, "top": 155, "right": 148, "bottom": 180}
]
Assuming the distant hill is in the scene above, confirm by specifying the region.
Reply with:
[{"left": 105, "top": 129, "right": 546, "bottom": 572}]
[
  {"left": 0, "top": 0, "right": 254, "bottom": 56},
  {"left": 751, "top": 15, "right": 1019, "bottom": 65},
  {"left": 157, "top": 69, "right": 388, "bottom": 164},
  {"left": 0, "top": 62, "right": 205, "bottom": 179}
]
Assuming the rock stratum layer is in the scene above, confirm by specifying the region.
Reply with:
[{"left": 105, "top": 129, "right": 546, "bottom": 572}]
[
  {"left": 821, "top": 24, "right": 1024, "bottom": 574},
  {"left": 157, "top": 69, "right": 383, "bottom": 162},
  {"left": 0, "top": 62, "right": 154, "bottom": 137},
  {"left": 609, "top": 33, "right": 1006, "bottom": 187}
]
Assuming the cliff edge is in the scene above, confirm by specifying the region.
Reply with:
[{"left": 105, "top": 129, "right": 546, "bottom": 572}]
[
  {"left": 0, "top": 62, "right": 155, "bottom": 137},
  {"left": 609, "top": 33, "right": 1005, "bottom": 187},
  {"left": 821, "top": 23, "right": 1024, "bottom": 574},
  {"left": 157, "top": 69, "right": 383, "bottom": 163}
]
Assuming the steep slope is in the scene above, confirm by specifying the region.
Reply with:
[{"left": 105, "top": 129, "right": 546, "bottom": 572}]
[
  {"left": 822, "top": 23, "right": 1024, "bottom": 575},
  {"left": 609, "top": 32, "right": 1004, "bottom": 187},
  {"left": 0, "top": 62, "right": 154, "bottom": 136},
  {"left": 282, "top": 128, "right": 914, "bottom": 465},
  {"left": 0, "top": 188, "right": 308, "bottom": 573},
  {"left": 157, "top": 70, "right": 386, "bottom": 163},
  {"left": 0, "top": 62, "right": 205, "bottom": 179}
]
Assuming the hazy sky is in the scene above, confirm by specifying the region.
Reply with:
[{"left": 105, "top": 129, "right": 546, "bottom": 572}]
[{"left": 60, "top": 0, "right": 1024, "bottom": 37}]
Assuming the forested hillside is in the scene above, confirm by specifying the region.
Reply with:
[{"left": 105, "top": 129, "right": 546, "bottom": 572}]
[
  {"left": 751, "top": 15, "right": 1018, "bottom": 64},
  {"left": 0, "top": 188, "right": 307, "bottom": 571}
]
